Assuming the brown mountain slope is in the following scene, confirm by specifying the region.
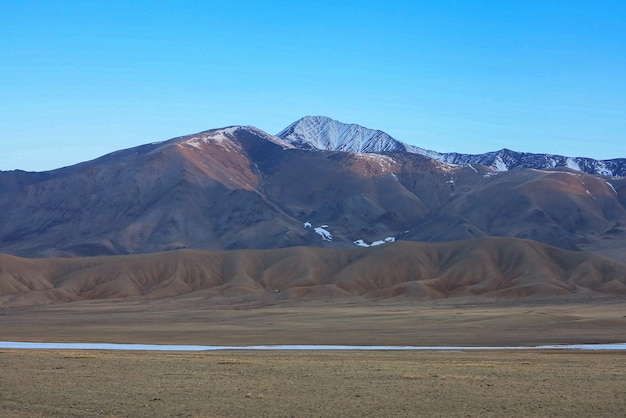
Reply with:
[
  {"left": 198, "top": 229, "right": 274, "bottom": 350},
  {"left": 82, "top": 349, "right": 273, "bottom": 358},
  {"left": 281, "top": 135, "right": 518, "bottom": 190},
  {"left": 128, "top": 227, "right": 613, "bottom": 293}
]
[
  {"left": 1, "top": 238, "right": 625, "bottom": 308},
  {"left": 0, "top": 127, "right": 466, "bottom": 256},
  {"left": 0, "top": 127, "right": 303, "bottom": 256},
  {"left": 2, "top": 126, "right": 626, "bottom": 259},
  {"left": 410, "top": 170, "right": 626, "bottom": 249}
]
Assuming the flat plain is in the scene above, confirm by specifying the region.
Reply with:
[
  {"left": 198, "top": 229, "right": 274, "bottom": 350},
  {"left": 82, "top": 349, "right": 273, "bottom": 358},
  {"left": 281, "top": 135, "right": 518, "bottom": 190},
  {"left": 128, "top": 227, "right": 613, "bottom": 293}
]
[
  {"left": 1, "top": 296, "right": 625, "bottom": 346},
  {"left": 1, "top": 297, "right": 625, "bottom": 416},
  {"left": 1, "top": 348, "right": 625, "bottom": 417}
]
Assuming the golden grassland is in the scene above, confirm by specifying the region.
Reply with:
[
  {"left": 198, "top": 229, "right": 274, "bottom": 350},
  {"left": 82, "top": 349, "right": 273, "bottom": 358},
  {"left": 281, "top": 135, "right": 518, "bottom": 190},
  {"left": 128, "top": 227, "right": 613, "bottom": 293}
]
[
  {"left": 1, "top": 297, "right": 625, "bottom": 417},
  {"left": 1, "top": 349, "right": 625, "bottom": 417},
  {"left": 1, "top": 297, "right": 625, "bottom": 346}
]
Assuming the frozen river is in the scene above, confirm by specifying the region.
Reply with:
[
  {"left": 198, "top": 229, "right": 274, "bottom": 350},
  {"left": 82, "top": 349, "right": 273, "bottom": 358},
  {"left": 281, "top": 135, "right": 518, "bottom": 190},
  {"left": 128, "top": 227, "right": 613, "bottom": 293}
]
[{"left": 1, "top": 342, "right": 625, "bottom": 351}]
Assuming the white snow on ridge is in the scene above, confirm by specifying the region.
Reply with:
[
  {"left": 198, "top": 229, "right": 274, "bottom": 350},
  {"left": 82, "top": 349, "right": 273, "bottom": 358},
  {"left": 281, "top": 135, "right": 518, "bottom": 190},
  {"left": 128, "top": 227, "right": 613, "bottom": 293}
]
[
  {"left": 162, "top": 115, "right": 624, "bottom": 181},
  {"left": 278, "top": 116, "right": 402, "bottom": 153},
  {"left": 406, "top": 145, "right": 443, "bottom": 160},
  {"left": 275, "top": 116, "right": 626, "bottom": 178},
  {"left": 548, "top": 157, "right": 557, "bottom": 168},
  {"left": 596, "top": 161, "right": 613, "bottom": 176},
  {"left": 278, "top": 116, "right": 442, "bottom": 159}
]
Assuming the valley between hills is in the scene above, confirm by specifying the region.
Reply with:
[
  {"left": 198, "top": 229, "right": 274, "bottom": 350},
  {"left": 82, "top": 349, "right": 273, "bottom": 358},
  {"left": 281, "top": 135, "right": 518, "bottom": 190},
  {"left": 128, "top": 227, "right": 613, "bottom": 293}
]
[{"left": 0, "top": 116, "right": 625, "bottom": 349}]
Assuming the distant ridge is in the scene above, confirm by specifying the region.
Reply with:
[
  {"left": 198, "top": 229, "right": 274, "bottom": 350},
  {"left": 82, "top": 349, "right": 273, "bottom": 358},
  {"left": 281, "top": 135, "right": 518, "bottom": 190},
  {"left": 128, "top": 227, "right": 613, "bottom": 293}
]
[{"left": 277, "top": 116, "right": 626, "bottom": 177}]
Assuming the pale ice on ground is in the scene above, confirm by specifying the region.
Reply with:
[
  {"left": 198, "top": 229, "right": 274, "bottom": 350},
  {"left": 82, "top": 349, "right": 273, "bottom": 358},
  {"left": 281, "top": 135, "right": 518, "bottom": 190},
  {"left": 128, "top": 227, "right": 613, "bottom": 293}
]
[{"left": 1, "top": 342, "right": 624, "bottom": 351}]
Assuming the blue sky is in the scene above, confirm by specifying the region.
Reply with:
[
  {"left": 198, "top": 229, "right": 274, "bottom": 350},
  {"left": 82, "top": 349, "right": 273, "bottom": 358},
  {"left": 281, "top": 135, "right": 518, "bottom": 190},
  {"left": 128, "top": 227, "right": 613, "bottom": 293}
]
[{"left": 1, "top": 1, "right": 625, "bottom": 171}]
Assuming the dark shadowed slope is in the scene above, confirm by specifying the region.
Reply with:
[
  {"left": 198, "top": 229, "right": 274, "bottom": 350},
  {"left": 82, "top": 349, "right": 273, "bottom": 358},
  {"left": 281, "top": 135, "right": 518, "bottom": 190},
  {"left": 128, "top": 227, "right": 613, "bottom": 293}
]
[{"left": 1, "top": 238, "right": 625, "bottom": 308}]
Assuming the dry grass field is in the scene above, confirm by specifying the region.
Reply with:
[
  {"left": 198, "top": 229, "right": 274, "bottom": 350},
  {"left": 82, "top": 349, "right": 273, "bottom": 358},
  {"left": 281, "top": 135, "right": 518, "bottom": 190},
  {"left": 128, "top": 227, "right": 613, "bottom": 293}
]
[
  {"left": 1, "top": 297, "right": 625, "bottom": 346},
  {"left": 1, "top": 349, "right": 624, "bottom": 417},
  {"left": 1, "top": 296, "right": 625, "bottom": 417}
]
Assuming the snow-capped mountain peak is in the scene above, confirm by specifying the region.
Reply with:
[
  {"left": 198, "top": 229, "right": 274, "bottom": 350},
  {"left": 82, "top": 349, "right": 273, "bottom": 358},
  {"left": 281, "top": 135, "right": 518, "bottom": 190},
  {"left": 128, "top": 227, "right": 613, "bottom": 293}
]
[
  {"left": 277, "top": 116, "right": 434, "bottom": 155},
  {"left": 277, "top": 116, "right": 626, "bottom": 177}
]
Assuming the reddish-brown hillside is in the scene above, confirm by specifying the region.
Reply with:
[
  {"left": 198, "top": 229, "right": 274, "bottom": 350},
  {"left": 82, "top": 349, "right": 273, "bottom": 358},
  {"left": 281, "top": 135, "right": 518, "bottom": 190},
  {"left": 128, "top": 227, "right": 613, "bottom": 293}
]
[{"left": 1, "top": 238, "right": 624, "bottom": 308}]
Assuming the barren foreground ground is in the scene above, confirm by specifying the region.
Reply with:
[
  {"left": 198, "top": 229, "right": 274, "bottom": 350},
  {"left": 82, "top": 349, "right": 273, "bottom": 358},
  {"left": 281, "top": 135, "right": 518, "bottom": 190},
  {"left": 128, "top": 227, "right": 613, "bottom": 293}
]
[
  {"left": 1, "top": 349, "right": 625, "bottom": 417},
  {"left": 1, "top": 298, "right": 625, "bottom": 416}
]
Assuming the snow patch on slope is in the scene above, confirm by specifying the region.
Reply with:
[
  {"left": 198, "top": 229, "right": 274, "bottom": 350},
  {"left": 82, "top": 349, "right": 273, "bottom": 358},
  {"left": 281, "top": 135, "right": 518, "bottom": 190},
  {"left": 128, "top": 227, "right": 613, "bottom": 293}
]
[
  {"left": 353, "top": 237, "right": 396, "bottom": 247},
  {"left": 305, "top": 222, "right": 332, "bottom": 241},
  {"left": 184, "top": 126, "right": 293, "bottom": 152},
  {"left": 184, "top": 127, "right": 242, "bottom": 151},
  {"left": 565, "top": 157, "right": 581, "bottom": 172},
  {"left": 434, "top": 160, "right": 457, "bottom": 172},
  {"left": 314, "top": 226, "right": 332, "bottom": 241},
  {"left": 606, "top": 181, "right": 617, "bottom": 195},
  {"left": 595, "top": 161, "right": 613, "bottom": 176},
  {"left": 355, "top": 153, "right": 396, "bottom": 173},
  {"left": 493, "top": 156, "right": 509, "bottom": 172}
]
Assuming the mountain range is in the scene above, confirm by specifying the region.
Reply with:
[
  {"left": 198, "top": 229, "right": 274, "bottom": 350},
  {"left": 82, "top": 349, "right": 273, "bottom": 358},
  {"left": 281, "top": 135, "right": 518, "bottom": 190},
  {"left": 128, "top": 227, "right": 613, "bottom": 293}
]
[
  {"left": 279, "top": 116, "right": 626, "bottom": 176},
  {"left": 1, "top": 116, "right": 625, "bottom": 259},
  {"left": 1, "top": 115, "right": 625, "bottom": 305}
]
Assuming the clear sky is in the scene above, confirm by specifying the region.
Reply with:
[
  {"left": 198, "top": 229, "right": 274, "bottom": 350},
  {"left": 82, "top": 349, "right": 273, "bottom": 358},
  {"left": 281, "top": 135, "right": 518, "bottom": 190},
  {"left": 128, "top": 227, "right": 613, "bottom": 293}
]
[{"left": 1, "top": 0, "right": 625, "bottom": 171}]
